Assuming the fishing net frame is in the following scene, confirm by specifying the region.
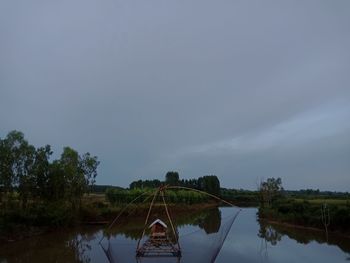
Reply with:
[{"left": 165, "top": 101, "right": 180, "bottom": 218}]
[{"left": 99, "top": 185, "right": 242, "bottom": 263}]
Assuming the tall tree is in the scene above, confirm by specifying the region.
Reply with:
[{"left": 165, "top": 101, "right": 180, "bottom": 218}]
[
  {"left": 17, "top": 143, "right": 36, "bottom": 209},
  {"left": 0, "top": 131, "right": 36, "bottom": 208},
  {"left": 0, "top": 136, "right": 13, "bottom": 200},
  {"left": 33, "top": 145, "right": 52, "bottom": 200},
  {"left": 80, "top": 152, "right": 100, "bottom": 193},
  {"left": 199, "top": 175, "right": 220, "bottom": 196},
  {"left": 60, "top": 147, "right": 85, "bottom": 209},
  {"left": 47, "top": 160, "right": 66, "bottom": 201},
  {"left": 59, "top": 147, "right": 100, "bottom": 209},
  {"left": 165, "top": 171, "right": 179, "bottom": 186},
  {"left": 1, "top": 130, "right": 100, "bottom": 216},
  {"left": 259, "top": 177, "right": 283, "bottom": 207}
]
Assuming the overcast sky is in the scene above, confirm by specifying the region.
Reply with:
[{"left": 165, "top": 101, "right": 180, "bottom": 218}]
[{"left": 1, "top": 0, "right": 349, "bottom": 191}]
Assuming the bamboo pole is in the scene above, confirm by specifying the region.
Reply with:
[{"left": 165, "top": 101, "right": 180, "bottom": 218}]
[
  {"left": 161, "top": 189, "right": 181, "bottom": 252},
  {"left": 98, "top": 189, "right": 153, "bottom": 244},
  {"left": 136, "top": 188, "right": 159, "bottom": 251}
]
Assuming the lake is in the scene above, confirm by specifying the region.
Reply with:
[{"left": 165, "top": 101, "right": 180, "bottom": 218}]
[{"left": 0, "top": 208, "right": 349, "bottom": 263}]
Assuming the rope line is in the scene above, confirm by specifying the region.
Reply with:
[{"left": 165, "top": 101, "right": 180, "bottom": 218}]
[
  {"left": 136, "top": 188, "right": 159, "bottom": 250},
  {"left": 167, "top": 186, "right": 240, "bottom": 208},
  {"left": 161, "top": 189, "right": 181, "bottom": 251},
  {"left": 98, "top": 189, "right": 154, "bottom": 244}
]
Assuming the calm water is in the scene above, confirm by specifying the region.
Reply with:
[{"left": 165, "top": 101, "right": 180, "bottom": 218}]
[{"left": 1, "top": 208, "right": 349, "bottom": 263}]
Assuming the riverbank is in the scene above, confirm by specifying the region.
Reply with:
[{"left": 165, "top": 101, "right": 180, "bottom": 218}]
[{"left": 258, "top": 198, "right": 350, "bottom": 236}]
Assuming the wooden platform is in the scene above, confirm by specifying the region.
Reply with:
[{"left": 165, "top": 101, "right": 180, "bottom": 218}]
[{"left": 136, "top": 237, "right": 181, "bottom": 258}]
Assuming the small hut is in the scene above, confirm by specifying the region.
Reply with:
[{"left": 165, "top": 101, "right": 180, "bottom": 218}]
[
  {"left": 137, "top": 218, "right": 180, "bottom": 257},
  {"left": 149, "top": 219, "right": 167, "bottom": 239}
]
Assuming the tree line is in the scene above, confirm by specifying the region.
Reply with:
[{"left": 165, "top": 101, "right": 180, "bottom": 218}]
[
  {"left": 0, "top": 130, "right": 99, "bottom": 211},
  {"left": 129, "top": 171, "right": 221, "bottom": 196},
  {"left": 105, "top": 172, "right": 221, "bottom": 205},
  {"left": 105, "top": 187, "right": 209, "bottom": 205}
]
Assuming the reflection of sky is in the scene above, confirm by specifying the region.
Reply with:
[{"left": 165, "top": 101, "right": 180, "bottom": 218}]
[
  {"left": 89, "top": 208, "right": 349, "bottom": 262},
  {"left": 0, "top": 208, "right": 348, "bottom": 262},
  {"left": 216, "top": 208, "right": 348, "bottom": 263}
]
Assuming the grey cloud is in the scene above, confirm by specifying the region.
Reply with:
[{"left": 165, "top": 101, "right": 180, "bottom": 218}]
[{"left": 1, "top": 0, "right": 349, "bottom": 190}]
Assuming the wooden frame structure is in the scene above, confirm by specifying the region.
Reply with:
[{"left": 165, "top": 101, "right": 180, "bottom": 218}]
[
  {"left": 136, "top": 185, "right": 181, "bottom": 259},
  {"left": 99, "top": 185, "right": 241, "bottom": 261}
]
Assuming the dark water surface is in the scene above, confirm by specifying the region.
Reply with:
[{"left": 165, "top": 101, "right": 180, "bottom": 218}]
[{"left": 0, "top": 208, "right": 349, "bottom": 263}]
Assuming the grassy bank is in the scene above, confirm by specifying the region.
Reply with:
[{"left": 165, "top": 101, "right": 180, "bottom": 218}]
[{"left": 258, "top": 198, "right": 350, "bottom": 236}]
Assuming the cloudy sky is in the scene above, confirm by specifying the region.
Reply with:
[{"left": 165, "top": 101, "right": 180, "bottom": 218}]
[{"left": 1, "top": 0, "right": 349, "bottom": 191}]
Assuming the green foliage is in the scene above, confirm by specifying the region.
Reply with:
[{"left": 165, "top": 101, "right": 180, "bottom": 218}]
[
  {"left": 197, "top": 175, "right": 220, "bottom": 196},
  {"left": 80, "top": 152, "right": 100, "bottom": 193},
  {"left": 259, "top": 198, "right": 350, "bottom": 233},
  {"left": 105, "top": 188, "right": 208, "bottom": 205},
  {"left": 259, "top": 177, "right": 283, "bottom": 207},
  {"left": 105, "top": 188, "right": 147, "bottom": 205},
  {"left": 92, "top": 185, "right": 123, "bottom": 193},
  {"left": 60, "top": 147, "right": 84, "bottom": 209},
  {"left": 0, "top": 130, "right": 100, "bottom": 228},
  {"left": 165, "top": 189, "right": 209, "bottom": 204},
  {"left": 118, "top": 172, "right": 220, "bottom": 206},
  {"left": 0, "top": 131, "right": 39, "bottom": 209},
  {"left": 220, "top": 188, "right": 259, "bottom": 206},
  {"left": 130, "top": 173, "right": 221, "bottom": 197},
  {"left": 284, "top": 189, "right": 349, "bottom": 200},
  {"left": 165, "top": 171, "right": 179, "bottom": 185},
  {"left": 129, "top": 179, "right": 161, "bottom": 189},
  {"left": 32, "top": 145, "right": 52, "bottom": 200},
  {"left": 0, "top": 201, "right": 75, "bottom": 229}
]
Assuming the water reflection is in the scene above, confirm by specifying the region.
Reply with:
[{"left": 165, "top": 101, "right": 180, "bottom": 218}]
[
  {"left": 196, "top": 208, "right": 221, "bottom": 234},
  {"left": 258, "top": 222, "right": 282, "bottom": 246},
  {"left": 258, "top": 219, "right": 350, "bottom": 254},
  {"left": 1, "top": 208, "right": 350, "bottom": 263},
  {"left": 216, "top": 208, "right": 350, "bottom": 263},
  {"left": 101, "top": 207, "right": 224, "bottom": 263},
  {"left": 68, "top": 234, "right": 94, "bottom": 263},
  {"left": 104, "top": 207, "right": 222, "bottom": 239},
  {"left": 0, "top": 227, "right": 99, "bottom": 263}
]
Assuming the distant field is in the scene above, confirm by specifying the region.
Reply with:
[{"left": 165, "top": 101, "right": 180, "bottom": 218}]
[{"left": 293, "top": 198, "right": 349, "bottom": 205}]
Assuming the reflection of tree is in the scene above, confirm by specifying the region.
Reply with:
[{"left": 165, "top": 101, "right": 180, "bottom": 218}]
[
  {"left": 0, "top": 228, "right": 99, "bottom": 263},
  {"left": 258, "top": 221, "right": 282, "bottom": 246},
  {"left": 259, "top": 236, "right": 269, "bottom": 262},
  {"left": 67, "top": 233, "right": 95, "bottom": 263},
  {"left": 257, "top": 221, "right": 282, "bottom": 262},
  {"left": 106, "top": 207, "right": 222, "bottom": 239},
  {"left": 197, "top": 208, "right": 221, "bottom": 234},
  {"left": 257, "top": 219, "right": 350, "bottom": 254}
]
